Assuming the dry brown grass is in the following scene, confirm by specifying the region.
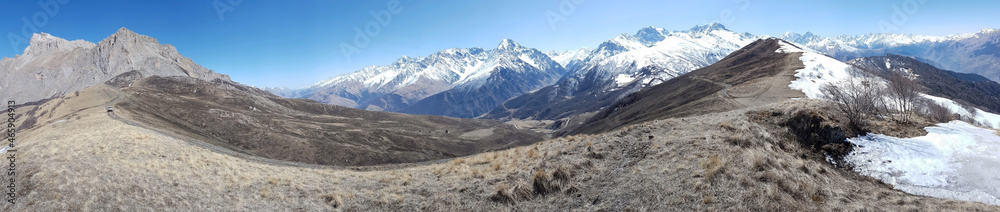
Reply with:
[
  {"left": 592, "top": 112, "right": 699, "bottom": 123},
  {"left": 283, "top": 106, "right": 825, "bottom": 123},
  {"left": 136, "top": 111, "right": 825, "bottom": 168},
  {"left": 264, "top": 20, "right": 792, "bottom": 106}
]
[{"left": 3, "top": 89, "right": 997, "bottom": 211}]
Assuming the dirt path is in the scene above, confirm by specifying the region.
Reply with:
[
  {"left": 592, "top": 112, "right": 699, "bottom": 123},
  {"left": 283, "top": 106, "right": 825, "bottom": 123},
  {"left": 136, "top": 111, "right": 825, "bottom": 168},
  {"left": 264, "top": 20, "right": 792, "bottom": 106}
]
[{"left": 689, "top": 75, "right": 746, "bottom": 107}]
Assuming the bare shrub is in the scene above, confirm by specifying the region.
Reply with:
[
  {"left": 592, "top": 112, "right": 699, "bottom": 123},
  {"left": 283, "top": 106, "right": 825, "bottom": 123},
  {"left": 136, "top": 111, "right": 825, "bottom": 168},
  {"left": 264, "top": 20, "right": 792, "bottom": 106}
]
[
  {"left": 821, "top": 68, "right": 889, "bottom": 134},
  {"left": 920, "top": 98, "right": 956, "bottom": 123},
  {"left": 886, "top": 70, "right": 924, "bottom": 122}
]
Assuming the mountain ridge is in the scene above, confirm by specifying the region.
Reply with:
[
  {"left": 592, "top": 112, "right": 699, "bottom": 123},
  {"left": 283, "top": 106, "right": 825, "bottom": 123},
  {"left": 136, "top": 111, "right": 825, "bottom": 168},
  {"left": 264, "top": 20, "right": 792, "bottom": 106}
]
[{"left": 0, "top": 27, "right": 230, "bottom": 104}]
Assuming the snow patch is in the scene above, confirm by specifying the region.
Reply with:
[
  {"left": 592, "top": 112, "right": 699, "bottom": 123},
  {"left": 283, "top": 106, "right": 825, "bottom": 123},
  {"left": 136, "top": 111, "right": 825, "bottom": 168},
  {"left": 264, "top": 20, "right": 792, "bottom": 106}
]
[
  {"left": 614, "top": 74, "right": 635, "bottom": 87},
  {"left": 788, "top": 52, "right": 854, "bottom": 99},
  {"left": 775, "top": 40, "right": 804, "bottom": 53},
  {"left": 846, "top": 121, "right": 1000, "bottom": 205},
  {"left": 923, "top": 94, "right": 1000, "bottom": 128}
]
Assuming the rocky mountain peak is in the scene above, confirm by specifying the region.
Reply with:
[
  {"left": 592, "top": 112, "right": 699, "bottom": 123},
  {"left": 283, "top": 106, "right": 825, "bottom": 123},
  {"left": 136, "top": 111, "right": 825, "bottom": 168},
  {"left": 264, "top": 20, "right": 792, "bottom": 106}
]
[
  {"left": 23, "top": 32, "right": 95, "bottom": 56},
  {"left": 98, "top": 27, "right": 159, "bottom": 48},
  {"left": 113, "top": 27, "right": 138, "bottom": 37}
]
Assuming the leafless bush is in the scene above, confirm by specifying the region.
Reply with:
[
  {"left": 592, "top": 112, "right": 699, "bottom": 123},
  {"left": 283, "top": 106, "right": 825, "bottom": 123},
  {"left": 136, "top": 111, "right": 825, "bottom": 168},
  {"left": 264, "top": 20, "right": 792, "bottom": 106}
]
[
  {"left": 886, "top": 70, "right": 924, "bottom": 122},
  {"left": 919, "top": 98, "right": 957, "bottom": 123},
  {"left": 821, "top": 68, "right": 890, "bottom": 134}
]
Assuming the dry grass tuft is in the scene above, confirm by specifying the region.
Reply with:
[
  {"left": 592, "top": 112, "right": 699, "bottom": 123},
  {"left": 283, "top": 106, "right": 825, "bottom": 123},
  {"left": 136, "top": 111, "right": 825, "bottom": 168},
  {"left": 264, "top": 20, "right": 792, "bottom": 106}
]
[
  {"left": 489, "top": 184, "right": 514, "bottom": 204},
  {"left": 719, "top": 121, "right": 737, "bottom": 131},
  {"left": 511, "top": 181, "right": 534, "bottom": 201},
  {"left": 532, "top": 169, "right": 558, "bottom": 195},
  {"left": 702, "top": 155, "right": 726, "bottom": 182},
  {"left": 552, "top": 165, "right": 570, "bottom": 183},
  {"left": 322, "top": 193, "right": 343, "bottom": 208}
]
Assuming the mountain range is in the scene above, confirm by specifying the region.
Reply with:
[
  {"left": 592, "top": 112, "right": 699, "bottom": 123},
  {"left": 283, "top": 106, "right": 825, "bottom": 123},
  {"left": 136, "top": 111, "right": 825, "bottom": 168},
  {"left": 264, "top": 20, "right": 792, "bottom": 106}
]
[
  {"left": 781, "top": 28, "right": 1000, "bottom": 81},
  {"left": 290, "top": 39, "right": 566, "bottom": 118},
  {"left": 286, "top": 23, "right": 1000, "bottom": 122}
]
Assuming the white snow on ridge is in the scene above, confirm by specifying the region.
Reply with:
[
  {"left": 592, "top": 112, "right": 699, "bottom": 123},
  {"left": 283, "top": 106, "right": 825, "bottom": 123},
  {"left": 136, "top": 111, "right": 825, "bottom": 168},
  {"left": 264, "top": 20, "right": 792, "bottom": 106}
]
[
  {"left": 922, "top": 94, "right": 1000, "bottom": 128},
  {"left": 788, "top": 52, "right": 854, "bottom": 99},
  {"left": 846, "top": 121, "right": 1000, "bottom": 206},
  {"left": 775, "top": 40, "right": 804, "bottom": 53}
]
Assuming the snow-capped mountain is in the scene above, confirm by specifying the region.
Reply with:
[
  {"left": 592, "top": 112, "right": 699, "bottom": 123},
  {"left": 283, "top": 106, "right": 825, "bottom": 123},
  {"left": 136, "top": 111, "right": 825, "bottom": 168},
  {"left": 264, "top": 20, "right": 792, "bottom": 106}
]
[
  {"left": 293, "top": 39, "right": 566, "bottom": 117},
  {"left": 484, "top": 23, "right": 760, "bottom": 120},
  {"left": 544, "top": 48, "right": 592, "bottom": 69},
  {"left": 780, "top": 28, "right": 1000, "bottom": 82}
]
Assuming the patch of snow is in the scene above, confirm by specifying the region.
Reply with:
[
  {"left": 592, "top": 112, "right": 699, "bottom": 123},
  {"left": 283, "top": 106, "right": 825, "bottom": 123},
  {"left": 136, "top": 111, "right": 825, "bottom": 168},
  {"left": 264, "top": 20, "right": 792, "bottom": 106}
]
[
  {"left": 923, "top": 94, "right": 1000, "bottom": 128},
  {"left": 775, "top": 40, "right": 804, "bottom": 53},
  {"left": 788, "top": 52, "right": 855, "bottom": 99},
  {"left": 614, "top": 74, "right": 634, "bottom": 87},
  {"left": 845, "top": 121, "right": 1000, "bottom": 205},
  {"left": 518, "top": 54, "right": 537, "bottom": 68}
]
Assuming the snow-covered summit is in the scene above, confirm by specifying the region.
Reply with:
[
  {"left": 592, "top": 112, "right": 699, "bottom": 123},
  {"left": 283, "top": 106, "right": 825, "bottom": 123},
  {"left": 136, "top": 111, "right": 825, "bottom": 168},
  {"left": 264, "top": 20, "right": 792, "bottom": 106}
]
[
  {"left": 564, "top": 22, "right": 759, "bottom": 88},
  {"left": 497, "top": 39, "right": 524, "bottom": 51}
]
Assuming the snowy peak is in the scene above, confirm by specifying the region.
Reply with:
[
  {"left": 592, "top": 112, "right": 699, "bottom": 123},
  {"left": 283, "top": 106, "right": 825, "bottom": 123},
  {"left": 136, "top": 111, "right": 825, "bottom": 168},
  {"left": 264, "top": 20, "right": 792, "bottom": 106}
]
[
  {"left": 688, "top": 23, "right": 729, "bottom": 34},
  {"left": 635, "top": 26, "right": 666, "bottom": 45},
  {"left": 394, "top": 55, "right": 420, "bottom": 64},
  {"left": 497, "top": 39, "right": 523, "bottom": 51},
  {"left": 780, "top": 31, "right": 822, "bottom": 44}
]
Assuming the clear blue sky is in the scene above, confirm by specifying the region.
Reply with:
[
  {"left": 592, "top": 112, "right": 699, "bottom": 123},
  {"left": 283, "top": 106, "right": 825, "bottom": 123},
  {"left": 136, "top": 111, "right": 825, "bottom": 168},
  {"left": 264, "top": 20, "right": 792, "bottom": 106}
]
[{"left": 2, "top": 0, "right": 998, "bottom": 88}]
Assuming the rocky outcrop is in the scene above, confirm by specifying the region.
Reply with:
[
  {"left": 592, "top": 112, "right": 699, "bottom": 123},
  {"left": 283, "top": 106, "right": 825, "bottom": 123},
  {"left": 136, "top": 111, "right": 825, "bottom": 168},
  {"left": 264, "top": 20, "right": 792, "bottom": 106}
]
[{"left": 0, "top": 28, "right": 229, "bottom": 104}]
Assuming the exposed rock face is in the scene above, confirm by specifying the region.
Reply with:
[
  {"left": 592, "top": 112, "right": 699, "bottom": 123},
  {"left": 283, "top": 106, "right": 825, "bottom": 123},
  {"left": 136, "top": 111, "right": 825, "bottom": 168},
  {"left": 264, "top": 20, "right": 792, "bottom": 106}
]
[{"left": 0, "top": 28, "right": 229, "bottom": 103}]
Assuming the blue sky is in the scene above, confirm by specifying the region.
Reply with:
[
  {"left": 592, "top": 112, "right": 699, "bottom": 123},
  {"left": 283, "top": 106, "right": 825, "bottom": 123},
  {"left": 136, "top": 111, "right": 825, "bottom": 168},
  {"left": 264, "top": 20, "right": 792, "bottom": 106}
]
[{"left": 2, "top": 0, "right": 999, "bottom": 88}]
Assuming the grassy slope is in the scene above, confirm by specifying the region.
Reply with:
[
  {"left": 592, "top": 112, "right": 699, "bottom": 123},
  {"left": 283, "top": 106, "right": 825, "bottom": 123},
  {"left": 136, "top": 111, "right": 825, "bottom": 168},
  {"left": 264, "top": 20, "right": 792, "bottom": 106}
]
[
  {"left": 3, "top": 84, "right": 996, "bottom": 210},
  {"left": 112, "top": 76, "right": 544, "bottom": 166}
]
